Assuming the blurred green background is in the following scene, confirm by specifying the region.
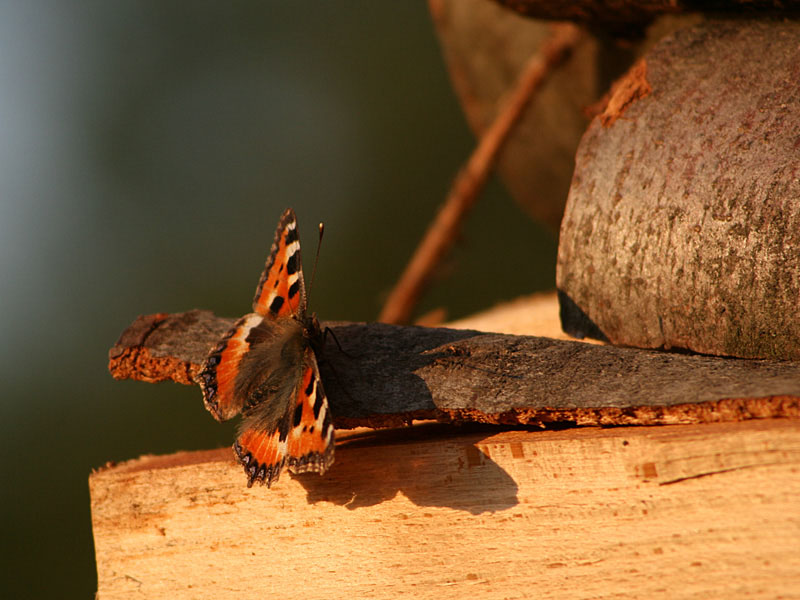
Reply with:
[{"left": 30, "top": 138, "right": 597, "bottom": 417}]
[{"left": 0, "top": 2, "right": 557, "bottom": 596}]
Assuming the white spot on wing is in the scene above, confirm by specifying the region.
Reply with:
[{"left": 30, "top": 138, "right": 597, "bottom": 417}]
[
  {"left": 276, "top": 438, "right": 288, "bottom": 458},
  {"left": 233, "top": 313, "right": 264, "bottom": 341}
]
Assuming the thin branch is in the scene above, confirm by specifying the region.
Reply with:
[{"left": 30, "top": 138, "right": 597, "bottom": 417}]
[{"left": 378, "top": 23, "right": 581, "bottom": 325}]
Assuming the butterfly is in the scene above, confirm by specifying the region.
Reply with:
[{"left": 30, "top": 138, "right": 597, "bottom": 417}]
[{"left": 196, "top": 208, "right": 334, "bottom": 487}]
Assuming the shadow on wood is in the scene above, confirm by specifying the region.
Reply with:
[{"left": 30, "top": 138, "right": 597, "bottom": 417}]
[
  {"left": 296, "top": 425, "right": 518, "bottom": 513},
  {"left": 91, "top": 419, "right": 800, "bottom": 599}
]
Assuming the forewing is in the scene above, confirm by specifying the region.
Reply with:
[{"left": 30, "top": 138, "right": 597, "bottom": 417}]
[
  {"left": 252, "top": 207, "right": 306, "bottom": 319},
  {"left": 234, "top": 347, "right": 335, "bottom": 488},
  {"left": 196, "top": 313, "right": 264, "bottom": 421}
]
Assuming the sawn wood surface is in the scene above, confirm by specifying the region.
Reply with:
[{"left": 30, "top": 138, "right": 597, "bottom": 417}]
[{"left": 91, "top": 419, "right": 800, "bottom": 599}]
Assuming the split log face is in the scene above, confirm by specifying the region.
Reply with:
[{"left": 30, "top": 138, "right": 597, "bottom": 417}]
[
  {"left": 91, "top": 420, "right": 800, "bottom": 600},
  {"left": 557, "top": 19, "right": 800, "bottom": 360}
]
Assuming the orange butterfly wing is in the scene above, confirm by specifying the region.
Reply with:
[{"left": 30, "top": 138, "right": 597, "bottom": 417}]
[
  {"left": 196, "top": 208, "right": 335, "bottom": 487},
  {"left": 235, "top": 348, "right": 334, "bottom": 488},
  {"left": 252, "top": 208, "right": 306, "bottom": 319},
  {"left": 196, "top": 208, "right": 305, "bottom": 421}
]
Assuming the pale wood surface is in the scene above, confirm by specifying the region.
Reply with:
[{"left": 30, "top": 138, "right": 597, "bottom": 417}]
[
  {"left": 92, "top": 419, "right": 800, "bottom": 599},
  {"left": 446, "top": 291, "right": 584, "bottom": 339}
]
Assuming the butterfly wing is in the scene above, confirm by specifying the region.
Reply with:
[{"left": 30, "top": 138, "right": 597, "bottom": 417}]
[
  {"left": 252, "top": 207, "right": 306, "bottom": 319},
  {"left": 196, "top": 208, "right": 306, "bottom": 421},
  {"left": 197, "top": 207, "right": 335, "bottom": 487},
  {"left": 234, "top": 346, "right": 335, "bottom": 487},
  {"left": 196, "top": 313, "right": 264, "bottom": 421},
  {"left": 285, "top": 350, "right": 335, "bottom": 476}
]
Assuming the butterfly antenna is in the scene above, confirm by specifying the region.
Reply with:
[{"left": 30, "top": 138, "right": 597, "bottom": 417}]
[{"left": 306, "top": 222, "right": 324, "bottom": 306}]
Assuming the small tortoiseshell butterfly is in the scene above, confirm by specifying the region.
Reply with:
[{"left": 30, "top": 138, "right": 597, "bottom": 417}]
[{"left": 196, "top": 208, "right": 334, "bottom": 487}]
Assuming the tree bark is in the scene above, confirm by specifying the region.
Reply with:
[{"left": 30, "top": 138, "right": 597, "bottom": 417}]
[
  {"left": 492, "top": 0, "right": 800, "bottom": 25},
  {"left": 109, "top": 309, "right": 800, "bottom": 429},
  {"left": 557, "top": 19, "right": 800, "bottom": 360}
]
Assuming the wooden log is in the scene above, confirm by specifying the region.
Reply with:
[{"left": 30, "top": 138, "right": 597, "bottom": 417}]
[
  {"left": 557, "top": 19, "right": 800, "bottom": 360},
  {"left": 90, "top": 419, "right": 800, "bottom": 599},
  {"left": 109, "top": 309, "right": 800, "bottom": 429}
]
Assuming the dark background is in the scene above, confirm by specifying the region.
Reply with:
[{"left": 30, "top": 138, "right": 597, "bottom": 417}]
[{"left": 0, "top": 2, "right": 557, "bottom": 596}]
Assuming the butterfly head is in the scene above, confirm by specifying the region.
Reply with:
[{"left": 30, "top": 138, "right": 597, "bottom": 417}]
[{"left": 304, "top": 312, "right": 322, "bottom": 339}]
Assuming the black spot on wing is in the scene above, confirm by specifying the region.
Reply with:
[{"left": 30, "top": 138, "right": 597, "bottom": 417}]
[
  {"left": 313, "top": 392, "right": 324, "bottom": 420},
  {"left": 278, "top": 412, "right": 291, "bottom": 442},
  {"left": 269, "top": 295, "right": 285, "bottom": 314},
  {"left": 292, "top": 400, "right": 303, "bottom": 428},
  {"left": 286, "top": 251, "right": 298, "bottom": 275},
  {"left": 285, "top": 226, "right": 299, "bottom": 245},
  {"left": 288, "top": 279, "right": 300, "bottom": 300}
]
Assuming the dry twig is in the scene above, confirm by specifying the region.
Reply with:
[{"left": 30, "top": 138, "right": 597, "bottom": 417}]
[{"left": 378, "top": 23, "right": 581, "bottom": 325}]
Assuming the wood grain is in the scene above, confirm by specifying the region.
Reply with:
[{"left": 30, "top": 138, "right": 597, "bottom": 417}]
[{"left": 91, "top": 419, "right": 800, "bottom": 599}]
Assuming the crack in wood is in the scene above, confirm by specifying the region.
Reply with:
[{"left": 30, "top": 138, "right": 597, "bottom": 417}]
[{"left": 659, "top": 462, "right": 795, "bottom": 486}]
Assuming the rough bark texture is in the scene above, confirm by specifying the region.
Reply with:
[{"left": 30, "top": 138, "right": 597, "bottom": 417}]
[
  {"left": 557, "top": 19, "right": 800, "bottom": 360},
  {"left": 109, "top": 310, "right": 800, "bottom": 429},
  {"left": 91, "top": 420, "right": 800, "bottom": 599},
  {"left": 493, "top": 0, "right": 800, "bottom": 25},
  {"left": 108, "top": 312, "right": 232, "bottom": 385}
]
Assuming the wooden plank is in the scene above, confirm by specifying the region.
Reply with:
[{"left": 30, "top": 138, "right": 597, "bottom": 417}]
[
  {"left": 91, "top": 418, "right": 800, "bottom": 599},
  {"left": 108, "top": 310, "right": 800, "bottom": 429}
]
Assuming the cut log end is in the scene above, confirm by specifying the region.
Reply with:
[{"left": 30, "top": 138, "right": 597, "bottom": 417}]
[{"left": 557, "top": 20, "right": 800, "bottom": 360}]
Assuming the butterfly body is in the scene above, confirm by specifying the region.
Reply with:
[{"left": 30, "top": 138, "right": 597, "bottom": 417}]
[{"left": 196, "top": 209, "right": 334, "bottom": 487}]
